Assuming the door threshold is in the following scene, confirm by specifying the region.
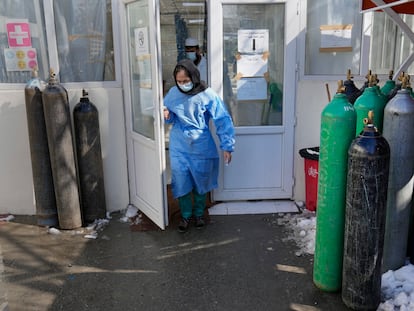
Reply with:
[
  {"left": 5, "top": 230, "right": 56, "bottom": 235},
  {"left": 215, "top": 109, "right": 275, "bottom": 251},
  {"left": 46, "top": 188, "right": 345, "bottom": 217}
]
[{"left": 208, "top": 200, "right": 299, "bottom": 215}]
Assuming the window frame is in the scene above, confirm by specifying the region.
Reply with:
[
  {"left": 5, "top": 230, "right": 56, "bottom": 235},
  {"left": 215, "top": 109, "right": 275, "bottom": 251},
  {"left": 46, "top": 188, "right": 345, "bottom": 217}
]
[
  {"left": 298, "top": 0, "right": 412, "bottom": 82},
  {"left": 0, "top": 0, "right": 122, "bottom": 90}
]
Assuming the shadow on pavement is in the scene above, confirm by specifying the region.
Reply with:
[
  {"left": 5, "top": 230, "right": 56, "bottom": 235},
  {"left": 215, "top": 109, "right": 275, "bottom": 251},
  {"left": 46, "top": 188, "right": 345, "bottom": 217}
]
[{"left": 0, "top": 212, "right": 349, "bottom": 311}]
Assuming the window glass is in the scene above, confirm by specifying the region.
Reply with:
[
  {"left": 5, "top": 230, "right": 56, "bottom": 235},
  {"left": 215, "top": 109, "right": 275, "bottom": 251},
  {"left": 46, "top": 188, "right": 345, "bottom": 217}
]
[
  {"left": 305, "top": 0, "right": 362, "bottom": 75},
  {"left": 160, "top": 1, "right": 207, "bottom": 94},
  {"left": 0, "top": 0, "right": 48, "bottom": 83},
  {"left": 223, "top": 4, "right": 284, "bottom": 126},
  {"left": 54, "top": 0, "right": 115, "bottom": 82},
  {"left": 370, "top": 13, "right": 414, "bottom": 76},
  {"left": 127, "top": 0, "right": 154, "bottom": 139}
]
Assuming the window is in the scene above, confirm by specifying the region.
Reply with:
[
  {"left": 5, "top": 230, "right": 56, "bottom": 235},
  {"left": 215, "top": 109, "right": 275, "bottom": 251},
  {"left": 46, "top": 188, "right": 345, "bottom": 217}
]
[
  {"left": 223, "top": 3, "right": 285, "bottom": 126},
  {"left": 305, "top": 0, "right": 362, "bottom": 76},
  {"left": 0, "top": 0, "right": 48, "bottom": 83},
  {"left": 54, "top": 0, "right": 115, "bottom": 82},
  {"left": 0, "top": 0, "right": 115, "bottom": 84},
  {"left": 160, "top": 0, "right": 207, "bottom": 93},
  {"left": 304, "top": 0, "right": 414, "bottom": 77},
  {"left": 370, "top": 12, "right": 414, "bottom": 75}
]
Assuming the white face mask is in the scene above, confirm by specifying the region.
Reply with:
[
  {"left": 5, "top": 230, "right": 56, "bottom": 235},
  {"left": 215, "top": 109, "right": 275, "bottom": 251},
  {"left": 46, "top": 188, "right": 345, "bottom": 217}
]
[
  {"left": 178, "top": 82, "right": 193, "bottom": 92},
  {"left": 186, "top": 52, "right": 197, "bottom": 61}
]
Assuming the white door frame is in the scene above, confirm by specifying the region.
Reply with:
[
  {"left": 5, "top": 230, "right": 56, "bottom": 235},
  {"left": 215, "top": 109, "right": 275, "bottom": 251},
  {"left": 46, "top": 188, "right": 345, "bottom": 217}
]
[
  {"left": 120, "top": 0, "right": 168, "bottom": 229},
  {"left": 209, "top": 0, "right": 298, "bottom": 201}
]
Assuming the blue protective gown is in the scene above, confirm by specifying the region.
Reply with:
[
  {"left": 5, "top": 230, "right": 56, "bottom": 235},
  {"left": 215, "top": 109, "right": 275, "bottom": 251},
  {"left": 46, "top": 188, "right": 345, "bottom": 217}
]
[{"left": 164, "top": 86, "right": 235, "bottom": 198}]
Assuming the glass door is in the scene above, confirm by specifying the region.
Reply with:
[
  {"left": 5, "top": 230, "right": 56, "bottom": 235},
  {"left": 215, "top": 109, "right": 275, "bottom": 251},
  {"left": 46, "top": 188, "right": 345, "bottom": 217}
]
[
  {"left": 210, "top": 0, "right": 298, "bottom": 201},
  {"left": 121, "top": 0, "right": 167, "bottom": 229}
]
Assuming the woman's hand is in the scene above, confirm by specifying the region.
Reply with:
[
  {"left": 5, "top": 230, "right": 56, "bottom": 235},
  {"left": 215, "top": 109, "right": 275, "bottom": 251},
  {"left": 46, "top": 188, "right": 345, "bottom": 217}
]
[
  {"left": 223, "top": 151, "right": 232, "bottom": 165},
  {"left": 163, "top": 106, "right": 170, "bottom": 120}
]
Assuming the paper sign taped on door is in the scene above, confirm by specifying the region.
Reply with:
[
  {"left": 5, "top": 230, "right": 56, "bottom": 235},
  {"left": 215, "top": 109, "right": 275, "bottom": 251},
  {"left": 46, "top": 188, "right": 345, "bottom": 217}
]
[
  {"left": 237, "top": 54, "right": 268, "bottom": 77},
  {"left": 238, "top": 29, "right": 269, "bottom": 54},
  {"left": 237, "top": 77, "right": 268, "bottom": 101}
]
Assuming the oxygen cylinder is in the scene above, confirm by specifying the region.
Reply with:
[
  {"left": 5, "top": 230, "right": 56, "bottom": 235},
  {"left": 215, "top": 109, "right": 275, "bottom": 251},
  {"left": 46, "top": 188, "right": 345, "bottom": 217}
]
[
  {"left": 344, "top": 69, "right": 362, "bottom": 105},
  {"left": 387, "top": 71, "right": 404, "bottom": 101},
  {"left": 313, "top": 81, "right": 356, "bottom": 292},
  {"left": 42, "top": 70, "right": 82, "bottom": 229},
  {"left": 24, "top": 69, "right": 58, "bottom": 227},
  {"left": 407, "top": 86, "right": 414, "bottom": 98},
  {"left": 380, "top": 70, "right": 395, "bottom": 98},
  {"left": 354, "top": 74, "right": 386, "bottom": 135},
  {"left": 358, "top": 70, "right": 371, "bottom": 95},
  {"left": 382, "top": 79, "right": 414, "bottom": 272},
  {"left": 373, "top": 75, "right": 388, "bottom": 133},
  {"left": 342, "top": 113, "right": 390, "bottom": 310},
  {"left": 73, "top": 90, "right": 107, "bottom": 224}
]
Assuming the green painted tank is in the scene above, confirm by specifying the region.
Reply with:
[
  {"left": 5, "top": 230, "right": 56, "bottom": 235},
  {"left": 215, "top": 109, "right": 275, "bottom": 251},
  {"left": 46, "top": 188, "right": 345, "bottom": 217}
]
[
  {"left": 373, "top": 84, "right": 388, "bottom": 133},
  {"left": 313, "top": 81, "right": 356, "bottom": 292},
  {"left": 354, "top": 75, "right": 386, "bottom": 135},
  {"left": 381, "top": 70, "right": 396, "bottom": 98}
]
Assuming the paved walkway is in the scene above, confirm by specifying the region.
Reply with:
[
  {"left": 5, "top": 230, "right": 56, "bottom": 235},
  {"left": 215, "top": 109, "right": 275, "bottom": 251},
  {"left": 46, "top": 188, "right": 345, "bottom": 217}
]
[{"left": 0, "top": 207, "right": 350, "bottom": 311}]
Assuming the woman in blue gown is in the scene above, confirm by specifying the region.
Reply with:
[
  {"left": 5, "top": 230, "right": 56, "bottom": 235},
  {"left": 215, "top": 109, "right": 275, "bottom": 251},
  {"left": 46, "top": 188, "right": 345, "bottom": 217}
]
[{"left": 164, "top": 59, "right": 235, "bottom": 232}]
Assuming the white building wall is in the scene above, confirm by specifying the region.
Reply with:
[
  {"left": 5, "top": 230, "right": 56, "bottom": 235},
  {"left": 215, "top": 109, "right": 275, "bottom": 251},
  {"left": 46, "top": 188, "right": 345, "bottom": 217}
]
[
  {"left": 0, "top": 87, "right": 129, "bottom": 215},
  {"left": 293, "top": 79, "right": 340, "bottom": 203},
  {"left": 0, "top": 79, "right": 335, "bottom": 215},
  {"left": 0, "top": 90, "right": 34, "bottom": 214},
  {"left": 0, "top": 0, "right": 358, "bottom": 216}
]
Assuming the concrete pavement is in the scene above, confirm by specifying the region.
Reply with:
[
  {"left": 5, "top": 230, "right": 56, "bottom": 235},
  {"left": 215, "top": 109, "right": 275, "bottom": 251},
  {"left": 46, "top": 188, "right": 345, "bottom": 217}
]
[{"left": 0, "top": 208, "right": 350, "bottom": 311}]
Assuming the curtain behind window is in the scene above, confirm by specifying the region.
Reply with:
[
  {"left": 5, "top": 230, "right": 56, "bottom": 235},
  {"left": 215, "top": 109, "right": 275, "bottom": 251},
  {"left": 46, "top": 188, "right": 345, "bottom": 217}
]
[{"left": 54, "top": 0, "right": 115, "bottom": 82}]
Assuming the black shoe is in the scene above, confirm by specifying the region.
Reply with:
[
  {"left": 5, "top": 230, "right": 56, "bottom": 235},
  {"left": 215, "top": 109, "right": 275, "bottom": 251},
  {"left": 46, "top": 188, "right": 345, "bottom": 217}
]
[
  {"left": 195, "top": 216, "right": 205, "bottom": 229},
  {"left": 178, "top": 218, "right": 190, "bottom": 233}
]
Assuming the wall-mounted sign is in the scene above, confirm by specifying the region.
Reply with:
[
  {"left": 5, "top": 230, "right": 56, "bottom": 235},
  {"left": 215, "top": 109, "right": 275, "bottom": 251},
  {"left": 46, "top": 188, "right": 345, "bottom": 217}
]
[
  {"left": 319, "top": 24, "right": 353, "bottom": 52},
  {"left": 6, "top": 19, "right": 32, "bottom": 48},
  {"left": 4, "top": 48, "right": 38, "bottom": 71},
  {"left": 238, "top": 29, "right": 269, "bottom": 54}
]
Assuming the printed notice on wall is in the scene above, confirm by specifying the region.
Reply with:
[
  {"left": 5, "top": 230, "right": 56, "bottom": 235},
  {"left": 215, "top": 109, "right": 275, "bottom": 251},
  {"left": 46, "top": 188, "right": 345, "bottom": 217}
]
[{"left": 319, "top": 24, "right": 352, "bottom": 52}]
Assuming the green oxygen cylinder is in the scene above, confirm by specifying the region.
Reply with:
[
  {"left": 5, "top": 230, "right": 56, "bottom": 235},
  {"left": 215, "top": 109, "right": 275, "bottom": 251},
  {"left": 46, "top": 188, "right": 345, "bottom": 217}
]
[
  {"left": 380, "top": 70, "right": 396, "bottom": 97},
  {"left": 313, "top": 81, "right": 356, "bottom": 292},
  {"left": 373, "top": 79, "right": 388, "bottom": 133},
  {"left": 354, "top": 74, "right": 385, "bottom": 135}
]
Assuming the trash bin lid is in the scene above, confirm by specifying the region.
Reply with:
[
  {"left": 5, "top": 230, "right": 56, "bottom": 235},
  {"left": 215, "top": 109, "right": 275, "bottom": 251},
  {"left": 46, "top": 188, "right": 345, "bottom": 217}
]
[{"left": 299, "top": 147, "right": 319, "bottom": 161}]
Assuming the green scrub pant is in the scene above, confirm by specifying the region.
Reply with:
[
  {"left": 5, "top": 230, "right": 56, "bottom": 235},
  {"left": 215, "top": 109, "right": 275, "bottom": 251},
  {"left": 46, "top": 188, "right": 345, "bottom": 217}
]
[{"left": 178, "top": 190, "right": 206, "bottom": 219}]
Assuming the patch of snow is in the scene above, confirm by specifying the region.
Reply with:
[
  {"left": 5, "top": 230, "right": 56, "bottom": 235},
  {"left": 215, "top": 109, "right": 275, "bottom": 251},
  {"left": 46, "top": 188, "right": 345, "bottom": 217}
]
[
  {"left": 280, "top": 209, "right": 414, "bottom": 311},
  {"left": 47, "top": 227, "right": 61, "bottom": 235},
  {"left": 0, "top": 215, "right": 14, "bottom": 222}
]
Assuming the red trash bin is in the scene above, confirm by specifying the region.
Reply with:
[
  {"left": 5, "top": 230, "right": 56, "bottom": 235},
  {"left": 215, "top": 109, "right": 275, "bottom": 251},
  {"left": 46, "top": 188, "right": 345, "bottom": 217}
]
[{"left": 299, "top": 147, "right": 319, "bottom": 212}]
